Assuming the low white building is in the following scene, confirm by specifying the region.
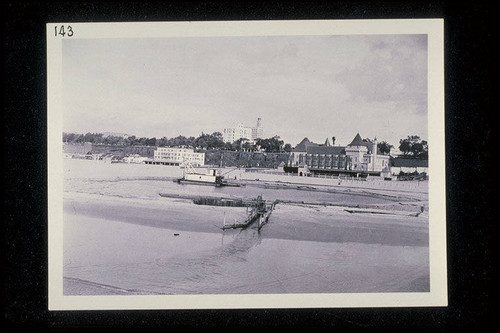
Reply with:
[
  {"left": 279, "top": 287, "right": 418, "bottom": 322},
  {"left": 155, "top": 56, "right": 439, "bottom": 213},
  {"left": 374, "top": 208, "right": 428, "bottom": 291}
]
[
  {"left": 153, "top": 147, "right": 205, "bottom": 166},
  {"left": 123, "top": 154, "right": 149, "bottom": 164},
  {"left": 390, "top": 158, "right": 428, "bottom": 175}
]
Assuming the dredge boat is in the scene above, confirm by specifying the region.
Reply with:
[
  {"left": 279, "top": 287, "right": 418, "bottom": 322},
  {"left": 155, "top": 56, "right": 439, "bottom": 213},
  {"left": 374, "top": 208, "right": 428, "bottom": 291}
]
[
  {"left": 221, "top": 195, "right": 276, "bottom": 231},
  {"left": 174, "top": 163, "right": 240, "bottom": 187}
]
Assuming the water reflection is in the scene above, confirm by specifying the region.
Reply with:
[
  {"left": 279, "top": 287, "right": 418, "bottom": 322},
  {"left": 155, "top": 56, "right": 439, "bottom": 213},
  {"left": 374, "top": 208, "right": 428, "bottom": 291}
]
[
  {"left": 147, "top": 227, "right": 264, "bottom": 294},
  {"left": 63, "top": 160, "right": 429, "bottom": 295}
]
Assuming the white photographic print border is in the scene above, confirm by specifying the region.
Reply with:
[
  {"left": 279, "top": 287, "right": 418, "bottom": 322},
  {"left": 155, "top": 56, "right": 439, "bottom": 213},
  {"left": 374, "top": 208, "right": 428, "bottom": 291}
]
[{"left": 47, "top": 19, "right": 446, "bottom": 310}]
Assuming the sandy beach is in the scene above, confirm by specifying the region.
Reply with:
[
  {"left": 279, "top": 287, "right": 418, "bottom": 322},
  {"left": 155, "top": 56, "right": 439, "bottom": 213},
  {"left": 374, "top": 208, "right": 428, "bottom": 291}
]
[{"left": 63, "top": 159, "right": 429, "bottom": 295}]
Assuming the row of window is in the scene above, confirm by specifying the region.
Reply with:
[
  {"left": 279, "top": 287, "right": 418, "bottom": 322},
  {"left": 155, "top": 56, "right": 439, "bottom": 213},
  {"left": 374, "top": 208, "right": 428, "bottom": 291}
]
[
  {"left": 155, "top": 153, "right": 203, "bottom": 157},
  {"left": 156, "top": 154, "right": 198, "bottom": 158},
  {"left": 157, "top": 149, "right": 194, "bottom": 153}
]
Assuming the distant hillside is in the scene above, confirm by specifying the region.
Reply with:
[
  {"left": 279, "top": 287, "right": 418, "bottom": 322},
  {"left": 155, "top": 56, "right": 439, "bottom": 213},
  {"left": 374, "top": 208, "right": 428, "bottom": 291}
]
[
  {"left": 90, "top": 144, "right": 156, "bottom": 158},
  {"left": 63, "top": 142, "right": 93, "bottom": 155},
  {"left": 204, "top": 150, "right": 289, "bottom": 168},
  {"left": 63, "top": 142, "right": 155, "bottom": 158},
  {"left": 101, "top": 132, "right": 130, "bottom": 138},
  {"left": 63, "top": 142, "right": 291, "bottom": 167}
]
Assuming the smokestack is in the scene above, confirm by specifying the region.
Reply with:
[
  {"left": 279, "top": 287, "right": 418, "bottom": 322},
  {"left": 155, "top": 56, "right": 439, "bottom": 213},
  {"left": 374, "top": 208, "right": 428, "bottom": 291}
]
[{"left": 332, "top": 136, "right": 336, "bottom": 146}]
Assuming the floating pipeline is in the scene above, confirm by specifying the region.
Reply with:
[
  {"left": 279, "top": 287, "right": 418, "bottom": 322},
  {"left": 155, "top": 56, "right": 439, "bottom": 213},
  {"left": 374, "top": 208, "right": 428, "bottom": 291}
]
[
  {"left": 159, "top": 193, "right": 252, "bottom": 207},
  {"left": 192, "top": 197, "right": 245, "bottom": 207}
]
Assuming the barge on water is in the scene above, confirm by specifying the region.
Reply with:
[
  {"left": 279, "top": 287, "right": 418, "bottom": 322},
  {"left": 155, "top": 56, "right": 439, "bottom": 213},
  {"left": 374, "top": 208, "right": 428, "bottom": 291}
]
[{"left": 174, "top": 163, "right": 240, "bottom": 187}]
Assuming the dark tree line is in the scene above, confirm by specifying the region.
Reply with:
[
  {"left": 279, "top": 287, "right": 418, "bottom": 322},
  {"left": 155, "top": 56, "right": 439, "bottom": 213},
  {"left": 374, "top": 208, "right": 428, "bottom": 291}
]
[
  {"left": 372, "top": 136, "right": 428, "bottom": 158},
  {"left": 63, "top": 131, "right": 426, "bottom": 157},
  {"left": 377, "top": 141, "right": 393, "bottom": 155},
  {"left": 63, "top": 132, "right": 226, "bottom": 149},
  {"left": 398, "top": 135, "right": 428, "bottom": 158},
  {"left": 157, "top": 135, "right": 196, "bottom": 147},
  {"left": 63, "top": 131, "right": 291, "bottom": 153},
  {"left": 256, "top": 137, "right": 284, "bottom": 153},
  {"left": 63, "top": 132, "right": 133, "bottom": 145},
  {"left": 230, "top": 137, "right": 290, "bottom": 153}
]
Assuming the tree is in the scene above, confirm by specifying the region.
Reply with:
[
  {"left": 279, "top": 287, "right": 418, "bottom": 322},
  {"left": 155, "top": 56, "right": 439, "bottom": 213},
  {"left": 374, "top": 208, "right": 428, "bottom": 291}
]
[
  {"left": 411, "top": 140, "right": 428, "bottom": 159},
  {"left": 75, "top": 134, "right": 85, "bottom": 143},
  {"left": 194, "top": 132, "right": 225, "bottom": 150},
  {"left": 168, "top": 135, "right": 188, "bottom": 147},
  {"left": 158, "top": 136, "right": 169, "bottom": 147},
  {"left": 195, "top": 133, "right": 208, "bottom": 149},
  {"left": 128, "top": 135, "right": 137, "bottom": 145},
  {"left": 144, "top": 137, "right": 157, "bottom": 146},
  {"left": 232, "top": 138, "right": 249, "bottom": 151},
  {"left": 186, "top": 136, "right": 196, "bottom": 147},
  {"left": 83, "top": 132, "right": 95, "bottom": 143},
  {"left": 242, "top": 141, "right": 252, "bottom": 151},
  {"left": 283, "top": 143, "right": 292, "bottom": 152},
  {"left": 211, "top": 132, "right": 223, "bottom": 143},
  {"left": 399, "top": 135, "right": 428, "bottom": 158},
  {"left": 256, "top": 137, "right": 283, "bottom": 152},
  {"left": 377, "top": 141, "right": 393, "bottom": 155},
  {"left": 63, "top": 132, "right": 77, "bottom": 143},
  {"left": 105, "top": 135, "right": 121, "bottom": 145},
  {"left": 208, "top": 132, "right": 225, "bottom": 149}
]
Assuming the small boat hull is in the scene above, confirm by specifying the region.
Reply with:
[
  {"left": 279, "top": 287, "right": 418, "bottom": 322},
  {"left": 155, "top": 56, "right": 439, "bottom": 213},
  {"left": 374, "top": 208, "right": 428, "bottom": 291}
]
[
  {"left": 176, "top": 178, "right": 224, "bottom": 187},
  {"left": 174, "top": 178, "right": 241, "bottom": 187}
]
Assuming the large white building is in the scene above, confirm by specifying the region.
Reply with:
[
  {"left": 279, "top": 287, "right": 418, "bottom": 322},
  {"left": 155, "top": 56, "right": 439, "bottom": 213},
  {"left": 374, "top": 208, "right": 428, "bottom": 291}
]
[
  {"left": 223, "top": 123, "right": 253, "bottom": 144},
  {"left": 344, "top": 134, "right": 390, "bottom": 172},
  {"left": 289, "top": 133, "right": 390, "bottom": 174},
  {"left": 223, "top": 118, "right": 264, "bottom": 143},
  {"left": 153, "top": 147, "right": 205, "bottom": 166}
]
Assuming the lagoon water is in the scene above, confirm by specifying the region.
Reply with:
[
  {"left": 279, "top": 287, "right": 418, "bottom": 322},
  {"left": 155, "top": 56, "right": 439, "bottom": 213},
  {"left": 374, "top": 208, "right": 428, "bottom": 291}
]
[{"left": 63, "top": 159, "right": 429, "bottom": 295}]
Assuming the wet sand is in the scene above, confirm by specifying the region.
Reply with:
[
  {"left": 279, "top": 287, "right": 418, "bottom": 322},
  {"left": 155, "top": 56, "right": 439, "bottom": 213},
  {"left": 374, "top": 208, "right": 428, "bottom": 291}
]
[
  {"left": 62, "top": 159, "right": 429, "bottom": 295},
  {"left": 63, "top": 208, "right": 429, "bottom": 295},
  {"left": 64, "top": 193, "right": 428, "bottom": 247}
]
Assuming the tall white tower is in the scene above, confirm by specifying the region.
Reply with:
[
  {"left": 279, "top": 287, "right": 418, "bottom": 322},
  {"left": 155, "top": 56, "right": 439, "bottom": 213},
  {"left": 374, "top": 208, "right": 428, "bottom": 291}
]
[
  {"left": 252, "top": 118, "right": 264, "bottom": 140},
  {"left": 372, "top": 137, "right": 378, "bottom": 171}
]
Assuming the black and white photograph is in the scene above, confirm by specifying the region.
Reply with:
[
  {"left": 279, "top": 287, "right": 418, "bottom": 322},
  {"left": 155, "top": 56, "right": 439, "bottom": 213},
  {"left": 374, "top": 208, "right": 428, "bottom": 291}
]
[{"left": 47, "top": 19, "right": 446, "bottom": 310}]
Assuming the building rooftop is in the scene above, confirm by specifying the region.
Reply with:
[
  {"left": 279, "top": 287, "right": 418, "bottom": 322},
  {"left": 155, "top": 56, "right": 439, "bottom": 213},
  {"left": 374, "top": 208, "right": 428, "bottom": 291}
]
[
  {"left": 306, "top": 145, "right": 346, "bottom": 155},
  {"left": 349, "top": 133, "right": 364, "bottom": 146},
  {"left": 391, "top": 158, "right": 428, "bottom": 168},
  {"left": 294, "top": 134, "right": 385, "bottom": 155},
  {"left": 347, "top": 133, "right": 384, "bottom": 154},
  {"left": 292, "top": 137, "right": 318, "bottom": 152}
]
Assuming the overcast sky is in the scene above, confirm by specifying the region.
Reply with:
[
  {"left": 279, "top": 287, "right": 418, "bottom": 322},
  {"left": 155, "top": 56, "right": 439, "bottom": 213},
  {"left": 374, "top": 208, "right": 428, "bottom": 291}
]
[{"left": 62, "top": 34, "right": 427, "bottom": 147}]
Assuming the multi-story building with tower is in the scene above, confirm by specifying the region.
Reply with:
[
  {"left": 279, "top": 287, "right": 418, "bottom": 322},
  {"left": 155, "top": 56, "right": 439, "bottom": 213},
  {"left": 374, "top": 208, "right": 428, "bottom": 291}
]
[
  {"left": 288, "top": 133, "right": 390, "bottom": 176},
  {"left": 223, "top": 118, "right": 264, "bottom": 143}
]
